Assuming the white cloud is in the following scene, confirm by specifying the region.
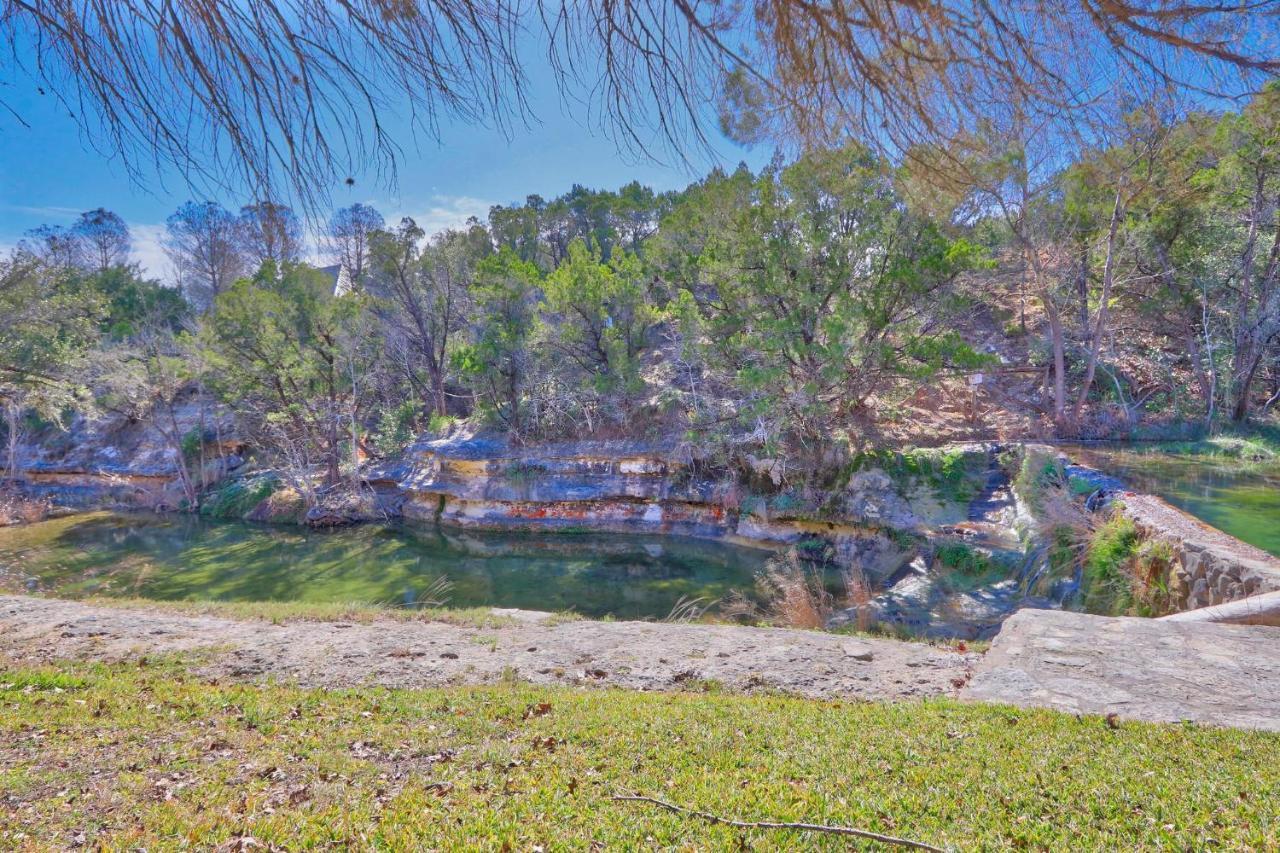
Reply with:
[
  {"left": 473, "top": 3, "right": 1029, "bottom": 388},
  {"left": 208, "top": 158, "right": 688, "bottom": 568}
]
[
  {"left": 387, "top": 194, "right": 493, "bottom": 238},
  {"left": 0, "top": 204, "right": 84, "bottom": 220},
  {"left": 129, "top": 223, "right": 172, "bottom": 283}
]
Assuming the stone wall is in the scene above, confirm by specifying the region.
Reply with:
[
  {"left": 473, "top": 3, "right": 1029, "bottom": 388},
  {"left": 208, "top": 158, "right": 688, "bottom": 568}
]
[{"left": 1119, "top": 493, "right": 1280, "bottom": 612}]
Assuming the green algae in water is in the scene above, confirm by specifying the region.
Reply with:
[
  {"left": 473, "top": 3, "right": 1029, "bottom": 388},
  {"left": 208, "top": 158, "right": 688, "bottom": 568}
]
[
  {"left": 1074, "top": 448, "right": 1280, "bottom": 558},
  {"left": 0, "top": 512, "right": 775, "bottom": 620}
]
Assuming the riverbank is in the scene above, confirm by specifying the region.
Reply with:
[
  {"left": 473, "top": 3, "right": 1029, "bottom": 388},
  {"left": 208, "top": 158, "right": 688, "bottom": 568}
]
[
  {"left": 5, "top": 594, "right": 1280, "bottom": 732},
  {"left": 0, "top": 595, "right": 973, "bottom": 701}
]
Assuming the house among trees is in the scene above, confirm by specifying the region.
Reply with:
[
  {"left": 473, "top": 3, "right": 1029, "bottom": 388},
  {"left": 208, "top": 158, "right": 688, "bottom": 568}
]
[{"left": 317, "top": 263, "right": 354, "bottom": 297}]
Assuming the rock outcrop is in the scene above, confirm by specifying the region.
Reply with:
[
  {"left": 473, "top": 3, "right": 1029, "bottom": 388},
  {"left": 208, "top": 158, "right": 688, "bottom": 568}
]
[
  {"left": 15, "top": 389, "right": 241, "bottom": 513},
  {"left": 363, "top": 434, "right": 993, "bottom": 575},
  {"left": 963, "top": 608, "right": 1280, "bottom": 731}
]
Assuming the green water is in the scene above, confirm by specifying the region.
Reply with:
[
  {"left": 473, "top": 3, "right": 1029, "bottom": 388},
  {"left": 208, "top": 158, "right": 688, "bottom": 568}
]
[
  {"left": 1074, "top": 448, "right": 1280, "bottom": 558},
  {"left": 0, "top": 512, "right": 774, "bottom": 620}
]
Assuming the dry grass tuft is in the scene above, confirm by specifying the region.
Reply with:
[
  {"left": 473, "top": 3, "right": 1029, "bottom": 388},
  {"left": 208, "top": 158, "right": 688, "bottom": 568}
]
[
  {"left": 0, "top": 489, "right": 51, "bottom": 526},
  {"left": 755, "top": 552, "right": 834, "bottom": 629}
]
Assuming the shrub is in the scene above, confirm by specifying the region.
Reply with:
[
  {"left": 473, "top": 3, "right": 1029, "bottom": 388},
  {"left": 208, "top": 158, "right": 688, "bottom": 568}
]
[
  {"left": 933, "top": 541, "right": 994, "bottom": 577},
  {"left": 1082, "top": 513, "right": 1140, "bottom": 615},
  {"left": 1068, "top": 475, "right": 1098, "bottom": 497},
  {"left": 754, "top": 552, "right": 834, "bottom": 629},
  {"left": 847, "top": 446, "right": 983, "bottom": 503},
  {"left": 504, "top": 462, "right": 548, "bottom": 483},
  {"left": 1013, "top": 447, "right": 1062, "bottom": 514},
  {"left": 373, "top": 401, "right": 421, "bottom": 457},
  {"left": 180, "top": 428, "right": 207, "bottom": 461},
  {"left": 200, "top": 475, "right": 278, "bottom": 520},
  {"left": 1131, "top": 538, "right": 1176, "bottom": 616}
]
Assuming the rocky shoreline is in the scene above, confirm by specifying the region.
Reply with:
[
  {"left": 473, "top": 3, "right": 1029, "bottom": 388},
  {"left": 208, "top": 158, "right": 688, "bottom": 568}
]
[
  {"left": 5, "top": 594, "right": 1279, "bottom": 731},
  {"left": 10, "top": 418, "right": 1280, "bottom": 634}
]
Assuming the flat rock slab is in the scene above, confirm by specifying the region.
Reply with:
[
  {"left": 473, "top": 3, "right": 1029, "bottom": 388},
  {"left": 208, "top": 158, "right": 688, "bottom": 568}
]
[
  {"left": 963, "top": 608, "right": 1280, "bottom": 731},
  {"left": 0, "top": 596, "right": 973, "bottom": 701}
]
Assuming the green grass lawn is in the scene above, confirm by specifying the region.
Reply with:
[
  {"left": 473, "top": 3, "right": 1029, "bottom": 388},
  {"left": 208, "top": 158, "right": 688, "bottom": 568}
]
[{"left": 2, "top": 659, "right": 1277, "bottom": 850}]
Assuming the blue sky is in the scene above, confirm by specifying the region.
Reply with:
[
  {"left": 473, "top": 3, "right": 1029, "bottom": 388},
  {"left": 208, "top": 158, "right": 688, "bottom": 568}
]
[{"left": 1, "top": 57, "right": 768, "bottom": 281}]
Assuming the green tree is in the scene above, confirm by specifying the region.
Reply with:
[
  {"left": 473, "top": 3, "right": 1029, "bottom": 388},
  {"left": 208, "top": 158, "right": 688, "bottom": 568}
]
[
  {"left": 675, "top": 148, "right": 986, "bottom": 466},
  {"left": 90, "top": 266, "right": 192, "bottom": 339},
  {"left": 1214, "top": 85, "right": 1280, "bottom": 421},
  {"left": 201, "top": 263, "right": 372, "bottom": 493},
  {"left": 453, "top": 249, "right": 541, "bottom": 437},
  {"left": 541, "top": 240, "right": 659, "bottom": 400},
  {"left": 0, "top": 252, "right": 102, "bottom": 482}
]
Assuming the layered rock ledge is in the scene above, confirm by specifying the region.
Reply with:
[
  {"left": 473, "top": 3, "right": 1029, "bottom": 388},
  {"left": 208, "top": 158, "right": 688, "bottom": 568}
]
[{"left": 364, "top": 435, "right": 944, "bottom": 573}]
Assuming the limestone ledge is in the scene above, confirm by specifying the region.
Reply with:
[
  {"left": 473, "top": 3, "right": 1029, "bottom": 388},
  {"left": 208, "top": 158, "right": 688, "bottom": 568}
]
[
  {"left": 19, "top": 470, "right": 178, "bottom": 511},
  {"left": 377, "top": 435, "right": 913, "bottom": 570},
  {"left": 17, "top": 455, "right": 244, "bottom": 513}
]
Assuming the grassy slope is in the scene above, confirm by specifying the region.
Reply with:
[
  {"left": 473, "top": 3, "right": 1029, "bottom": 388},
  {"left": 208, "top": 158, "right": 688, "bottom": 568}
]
[{"left": 2, "top": 659, "right": 1278, "bottom": 850}]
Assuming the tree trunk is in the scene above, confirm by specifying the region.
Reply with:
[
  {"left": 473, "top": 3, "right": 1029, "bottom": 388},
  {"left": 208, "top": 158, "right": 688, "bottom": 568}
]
[
  {"left": 1073, "top": 191, "right": 1124, "bottom": 423},
  {"left": 1230, "top": 173, "right": 1266, "bottom": 421},
  {"left": 1046, "top": 298, "right": 1067, "bottom": 429},
  {"left": 1076, "top": 240, "right": 1090, "bottom": 339},
  {"left": 1186, "top": 328, "right": 1211, "bottom": 408},
  {"left": 164, "top": 403, "right": 198, "bottom": 510},
  {"left": 325, "top": 366, "right": 342, "bottom": 488},
  {"left": 429, "top": 362, "right": 447, "bottom": 418},
  {"left": 4, "top": 400, "right": 19, "bottom": 486},
  {"left": 1232, "top": 351, "right": 1263, "bottom": 422}
]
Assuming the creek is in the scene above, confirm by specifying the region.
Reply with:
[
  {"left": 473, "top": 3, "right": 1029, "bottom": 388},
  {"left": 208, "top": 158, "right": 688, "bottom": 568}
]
[{"left": 0, "top": 511, "right": 775, "bottom": 620}]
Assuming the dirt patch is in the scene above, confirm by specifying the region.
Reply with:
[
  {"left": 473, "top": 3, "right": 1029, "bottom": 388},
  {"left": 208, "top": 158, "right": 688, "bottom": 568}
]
[{"left": 0, "top": 595, "right": 975, "bottom": 700}]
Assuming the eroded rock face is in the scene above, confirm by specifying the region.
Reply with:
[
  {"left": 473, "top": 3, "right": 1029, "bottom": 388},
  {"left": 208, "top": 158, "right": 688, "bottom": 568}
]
[
  {"left": 15, "top": 389, "right": 241, "bottom": 512},
  {"left": 366, "top": 434, "right": 955, "bottom": 570}
]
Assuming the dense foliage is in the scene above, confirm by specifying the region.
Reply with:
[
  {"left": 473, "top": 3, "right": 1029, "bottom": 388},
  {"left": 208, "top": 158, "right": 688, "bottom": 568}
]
[{"left": 3, "top": 90, "right": 1280, "bottom": 504}]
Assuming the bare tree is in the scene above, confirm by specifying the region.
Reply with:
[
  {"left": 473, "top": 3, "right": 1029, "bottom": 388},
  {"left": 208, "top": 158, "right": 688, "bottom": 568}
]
[
  {"left": 22, "top": 208, "right": 131, "bottom": 274},
  {"left": 237, "top": 201, "right": 304, "bottom": 270},
  {"left": 3, "top": 1, "right": 1273, "bottom": 212},
  {"left": 71, "top": 208, "right": 131, "bottom": 273},
  {"left": 369, "top": 220, "right": 479, "bottom": 415},
  {"left": 164, "top": 202, "right": 245, "bottom": 309},
  {"left": 328, "top": 204, "right": 384, "bottom": 284},
  {"left": 22, "top": 224, "right": 81, "bottom": 271}
]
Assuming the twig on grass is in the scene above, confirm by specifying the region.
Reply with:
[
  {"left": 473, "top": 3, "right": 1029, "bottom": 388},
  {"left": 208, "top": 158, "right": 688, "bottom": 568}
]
[{"left": 610, "top": 794, "right": 945, "bottom": 851}]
